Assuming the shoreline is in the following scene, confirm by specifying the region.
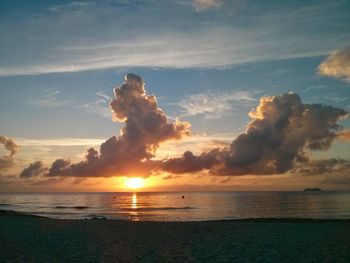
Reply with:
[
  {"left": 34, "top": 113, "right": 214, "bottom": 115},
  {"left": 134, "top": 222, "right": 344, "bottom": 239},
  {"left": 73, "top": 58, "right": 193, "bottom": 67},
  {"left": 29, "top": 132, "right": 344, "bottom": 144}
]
[
  {"left": 1, "top": 210, "right": 350, "bottom": 262},
  {"left": 2, "top": 209, "right": 350, "bottom": 223}
]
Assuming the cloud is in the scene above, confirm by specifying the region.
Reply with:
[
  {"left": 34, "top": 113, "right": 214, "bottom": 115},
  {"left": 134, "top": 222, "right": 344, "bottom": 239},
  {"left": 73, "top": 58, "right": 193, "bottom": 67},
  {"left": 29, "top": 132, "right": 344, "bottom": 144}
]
[
  {"left": 20, "top": 161, "right": 47, "bottom": 178},
  {"left": 21, "top": 88, "right": 71, "bottom": 108},
  {"left": 0, "top": 136, "right": 19, "bottom": 157},
  {"left": 0, "top": 136, "right": 20, "bottom": 171},
  {"left": 321, "top": 173, "right": 350, "bottom": 186},
  {"left": 20, "top": 75, "right": 349, "bottom": 179},
  {"left": 337, "top": 129, "right": 350, "bottom": 141},
  {"left": 162, "top": 149, "right": 221, "bottom": 174},
  {"left": 77, "top": 92, "right": 112, "bottom": 118},
  {"left": 23, "top": 74, "right": 190, "bottom": 178},
  {"left": 178, "top": 90, "right": 256, "bottom": 119},
  {"left": 162, "top": 93, "right": 348, "bottom": 175},
  {"left": 48, "top": 1, "right": 96, "bottom": 12},
  {"left": 189, "top": 0, "right": 244, "bottom": 14},
  {"left": 14, "top": 137, "right": 104, "bottom": 147},
  {"left": 192, "top": 0, "right": 223, "bottom": 11},
  {"left": 155, "top": 133, "right": 232, "bottom": 160},
  {"left": 1, "top": 1, "right": 349, "bottom": 76},
  {"left": 292, "top": 158, "right": 350, "bottom": 176},
  {"left": 318, "top": 47, "right": 350, "bottom": 83}
]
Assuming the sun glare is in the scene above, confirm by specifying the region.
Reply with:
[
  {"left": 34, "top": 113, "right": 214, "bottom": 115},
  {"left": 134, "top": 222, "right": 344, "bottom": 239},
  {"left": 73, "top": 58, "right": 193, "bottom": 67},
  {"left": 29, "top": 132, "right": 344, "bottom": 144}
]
[{"left": 125, "top": 177, "right": 145, "bottom": 189}]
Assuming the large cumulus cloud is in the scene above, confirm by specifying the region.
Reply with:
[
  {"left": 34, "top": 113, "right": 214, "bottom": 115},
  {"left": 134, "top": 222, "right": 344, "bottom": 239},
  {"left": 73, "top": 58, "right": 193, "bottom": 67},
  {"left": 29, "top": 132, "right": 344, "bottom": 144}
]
[
  {"left": 318, "top": 46, "right": 350, "bottom": 83},
  {"left": 23, "top": 74, "right": 190, "bottom": 178},
  {"left": 162, "top": 93, "right": 348, "bottom": 176},
  {"left": 0, "top": 136, "right": 20, "bottom": 171},
  {"left": 20, "top": 74, "right": 349, "bottom": 179}
]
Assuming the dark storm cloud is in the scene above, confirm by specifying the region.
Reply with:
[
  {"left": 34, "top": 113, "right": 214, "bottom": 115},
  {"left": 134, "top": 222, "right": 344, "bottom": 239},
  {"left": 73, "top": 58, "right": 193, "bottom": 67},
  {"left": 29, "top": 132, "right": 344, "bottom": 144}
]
[
  {"left": 0, "top": 136, "right": 20, "bottom": 170},
  {"left": 20, "top": 161, "right": 47, "bottom": 178},
  {"left": 23, "top": 74, "right": 190, "bottom": 178},
  {"left": 318, "top": 46, "right": 350, "bottom": 83},
  {"left": 161, "top": 93, "right": 348, "bottom": 176}
]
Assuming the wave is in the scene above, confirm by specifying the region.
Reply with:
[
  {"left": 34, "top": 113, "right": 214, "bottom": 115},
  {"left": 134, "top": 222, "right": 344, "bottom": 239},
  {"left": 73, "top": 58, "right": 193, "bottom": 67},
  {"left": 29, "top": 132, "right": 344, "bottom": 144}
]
[{"left": 54, "top": 206, "right": 90, "bottom": 210}]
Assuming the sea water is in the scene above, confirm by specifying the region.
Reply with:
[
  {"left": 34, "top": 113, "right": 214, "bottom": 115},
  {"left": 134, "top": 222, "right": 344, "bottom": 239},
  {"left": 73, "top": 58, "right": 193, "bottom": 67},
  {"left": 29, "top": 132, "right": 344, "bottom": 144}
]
[{"left": 0, "top": 191, "right": 349, "bottom": 221}]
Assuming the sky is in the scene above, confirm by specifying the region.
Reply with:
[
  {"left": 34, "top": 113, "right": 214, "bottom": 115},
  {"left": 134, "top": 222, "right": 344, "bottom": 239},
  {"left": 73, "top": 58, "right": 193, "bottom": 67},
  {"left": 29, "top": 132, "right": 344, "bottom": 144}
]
[{"left": 0, "top": 0, "right": 349, "bottom": 192}]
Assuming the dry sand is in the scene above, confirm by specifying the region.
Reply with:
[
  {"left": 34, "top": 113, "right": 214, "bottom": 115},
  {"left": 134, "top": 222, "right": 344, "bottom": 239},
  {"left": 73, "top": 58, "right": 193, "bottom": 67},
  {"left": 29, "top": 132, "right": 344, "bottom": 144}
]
[{"left": 1, "top": 210, "right": 350, "bottom": 262}]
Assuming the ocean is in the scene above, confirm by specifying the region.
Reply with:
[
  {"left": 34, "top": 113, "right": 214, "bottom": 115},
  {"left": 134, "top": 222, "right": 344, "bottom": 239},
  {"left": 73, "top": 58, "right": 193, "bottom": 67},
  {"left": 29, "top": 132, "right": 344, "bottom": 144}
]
[{"left": 0, "top": 191, "right": 349, "bottom": 221}]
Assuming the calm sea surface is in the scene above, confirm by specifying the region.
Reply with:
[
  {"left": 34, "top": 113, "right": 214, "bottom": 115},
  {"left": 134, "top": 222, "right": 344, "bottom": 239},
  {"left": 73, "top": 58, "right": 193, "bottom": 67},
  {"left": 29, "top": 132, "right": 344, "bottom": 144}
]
[{"left": 0, "top": 191, "right": 349, "bottom": 221}]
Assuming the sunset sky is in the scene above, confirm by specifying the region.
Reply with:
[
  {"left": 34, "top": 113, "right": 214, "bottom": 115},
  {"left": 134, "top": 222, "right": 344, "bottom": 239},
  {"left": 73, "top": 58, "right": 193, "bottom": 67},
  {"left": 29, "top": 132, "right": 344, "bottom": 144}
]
[{"left": 0, "top": 0, "right": 349, "bottom": 192}]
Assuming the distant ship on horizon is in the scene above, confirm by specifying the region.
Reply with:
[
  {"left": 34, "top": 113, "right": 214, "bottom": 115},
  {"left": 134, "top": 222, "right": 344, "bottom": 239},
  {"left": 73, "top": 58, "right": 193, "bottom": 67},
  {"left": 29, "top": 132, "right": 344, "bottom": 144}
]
[{"left": 304, "top": 187, "right": 322, "bottom": 191}]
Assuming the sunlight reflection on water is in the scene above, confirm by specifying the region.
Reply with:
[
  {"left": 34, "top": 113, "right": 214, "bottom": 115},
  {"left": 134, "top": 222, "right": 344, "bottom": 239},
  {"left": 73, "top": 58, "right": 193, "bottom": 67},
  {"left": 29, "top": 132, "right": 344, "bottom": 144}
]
[
  {"left": 130, "top": 193, "right": 140, "bottom": 221},
  {"left": 1, "top": 191, "right": 350, "bottom": 221}
]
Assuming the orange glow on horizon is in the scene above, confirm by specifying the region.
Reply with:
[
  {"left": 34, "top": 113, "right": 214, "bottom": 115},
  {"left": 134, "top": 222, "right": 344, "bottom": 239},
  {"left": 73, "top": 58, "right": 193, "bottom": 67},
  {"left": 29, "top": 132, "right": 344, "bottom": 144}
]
[{"left": 124, "top": 177, "right": 145, "bottom": 190}]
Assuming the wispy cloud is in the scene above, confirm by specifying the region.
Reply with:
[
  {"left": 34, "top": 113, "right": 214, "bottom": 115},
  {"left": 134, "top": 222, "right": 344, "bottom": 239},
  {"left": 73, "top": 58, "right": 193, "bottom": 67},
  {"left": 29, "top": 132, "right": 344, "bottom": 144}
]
[
  {"left": 178, "top": 90, "right": 256, "bottom": 119},
  {"left": 0, "top": 0, "right": 349, "bottom": 76},
  {"left": 77, "top": 92, "right": 112, "bottom": 118},
  {"left": 48, "top": 1, "right": 96, "bottom": 12},
  {"left": 180, "top": 0, "right": 244, "bottom": 14},
  {"left": 21, "top": 88, "right": 71, "bottom": 108},
  {"left": 192, "top": 0, "right": 224, "bottom": 12},
  {"left": 15, "top": 137, "right": 104, "bottom": 146}
]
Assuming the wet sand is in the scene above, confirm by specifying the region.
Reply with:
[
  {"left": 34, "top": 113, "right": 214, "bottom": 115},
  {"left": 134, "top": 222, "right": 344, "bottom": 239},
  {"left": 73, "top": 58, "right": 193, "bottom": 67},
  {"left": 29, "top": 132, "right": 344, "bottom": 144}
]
[{"left": 1, "top": 210, "right": 350, "bottom": 262}]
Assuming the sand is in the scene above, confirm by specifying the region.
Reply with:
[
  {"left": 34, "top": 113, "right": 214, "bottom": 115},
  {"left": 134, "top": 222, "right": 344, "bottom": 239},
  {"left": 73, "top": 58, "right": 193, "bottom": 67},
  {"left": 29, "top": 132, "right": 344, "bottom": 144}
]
[{"left": 1, "top": 210, "right": 350, "bottom": 262}]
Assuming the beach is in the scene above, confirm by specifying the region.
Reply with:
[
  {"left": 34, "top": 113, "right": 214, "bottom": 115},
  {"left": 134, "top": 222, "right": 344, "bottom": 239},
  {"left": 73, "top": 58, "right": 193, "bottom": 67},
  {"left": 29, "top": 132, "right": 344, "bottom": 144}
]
[{"left": 1, "top": 211, "right": 350, "bottom": 262}]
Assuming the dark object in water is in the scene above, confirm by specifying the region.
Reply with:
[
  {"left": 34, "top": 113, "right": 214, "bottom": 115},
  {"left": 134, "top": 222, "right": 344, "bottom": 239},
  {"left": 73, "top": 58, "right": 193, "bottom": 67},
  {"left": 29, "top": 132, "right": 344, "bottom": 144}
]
[
  {"left": 114, "top": 196, "right": 117, "bottom": 199},
  {"left": 90, "top": 216, "right": 107, "bottom": 220},
  {"left": 55, "top": 206, "right": 90, "bottom": 210},
  {"left": 304, "top": 187, "right": 322, "bottom": 191},
  {"left": 181, "top": 195, "right": 185, "bottom": 199}
]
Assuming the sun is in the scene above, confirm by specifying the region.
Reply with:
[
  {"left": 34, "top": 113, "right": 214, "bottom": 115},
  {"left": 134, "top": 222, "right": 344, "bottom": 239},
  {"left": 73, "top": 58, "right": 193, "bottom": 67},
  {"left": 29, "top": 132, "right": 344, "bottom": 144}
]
[{"left": 124, "top": 177, "right": 145, "bottom": 189}]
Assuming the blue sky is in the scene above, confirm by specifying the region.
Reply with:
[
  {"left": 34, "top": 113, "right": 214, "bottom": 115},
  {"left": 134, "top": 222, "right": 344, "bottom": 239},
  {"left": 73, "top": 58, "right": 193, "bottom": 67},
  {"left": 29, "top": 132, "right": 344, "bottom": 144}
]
[{"left": 0, "top": 0, "right": 349, "bottom": 191}]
